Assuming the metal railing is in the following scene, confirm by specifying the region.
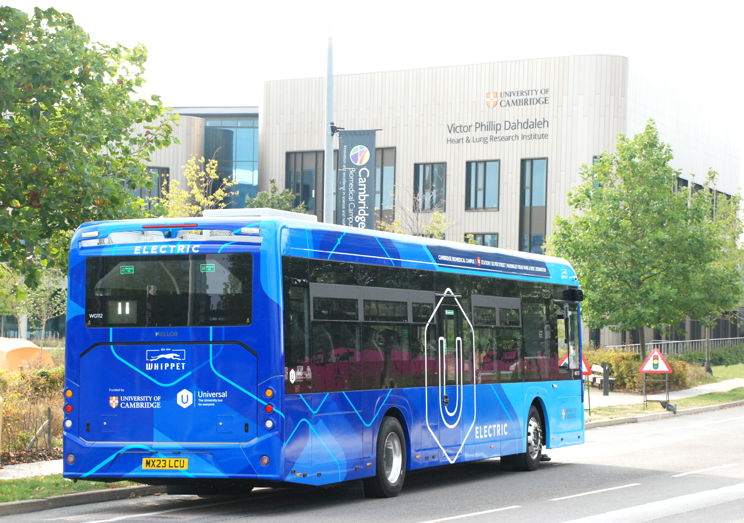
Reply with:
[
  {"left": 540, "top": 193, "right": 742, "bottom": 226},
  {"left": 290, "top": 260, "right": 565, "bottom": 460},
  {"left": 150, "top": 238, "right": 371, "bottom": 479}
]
[{"left": 605, "top": 337, "right": 744, "bottom": 355}]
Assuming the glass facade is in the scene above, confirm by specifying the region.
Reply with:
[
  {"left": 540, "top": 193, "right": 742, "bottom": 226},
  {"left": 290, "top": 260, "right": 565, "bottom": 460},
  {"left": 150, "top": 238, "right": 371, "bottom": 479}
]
[
  {"left": 519, "top": 159, "right": 547, "bottom": 254},
  {"left": 466, "top": 233, "right": 498, "bottom": 248},
  {"left": 286, "top": 151, "right": 324, "bottom": 213},
  {"left": 414, "top": 163, "right": 446, "bottom": 211},
  {"left": 286, "top": 148, "right": 396, "bottom": 222},
  {"left": 465, "top": 160, "right": 499, "bottom": 210},
  {"left": 375, "top": 148, "right": 396, "bottom": 223},
  {"left": 204, "top": 118, "right": 259, "bottom": 208},
  {"left": 128, "top": 168, "right": 169, "bottom": 210}
]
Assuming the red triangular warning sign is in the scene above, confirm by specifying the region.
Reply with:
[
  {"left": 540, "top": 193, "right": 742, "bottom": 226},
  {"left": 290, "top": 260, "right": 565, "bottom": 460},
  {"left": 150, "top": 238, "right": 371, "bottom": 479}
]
[
  {"left": 581, "top": 354, "right": 592, "bottom": 376},
  {"left": 558, "top": 352, "right": 592, "bottom": 375},
  {"left": 640, "top": 348, "right": 673, "bottom": 374}
]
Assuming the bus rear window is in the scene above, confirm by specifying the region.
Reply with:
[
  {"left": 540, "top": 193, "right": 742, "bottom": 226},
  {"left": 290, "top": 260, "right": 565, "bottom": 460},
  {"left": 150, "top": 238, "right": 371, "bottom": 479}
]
[{"left": 85, "top": 254, "right": 253, "bottom": 328}]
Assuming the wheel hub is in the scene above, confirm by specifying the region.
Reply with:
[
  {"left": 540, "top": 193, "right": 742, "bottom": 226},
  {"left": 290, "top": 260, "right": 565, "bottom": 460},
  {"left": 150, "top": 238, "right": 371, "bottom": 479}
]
[{"left": 383, "top": 432, "right": 402, "bottom": 483}]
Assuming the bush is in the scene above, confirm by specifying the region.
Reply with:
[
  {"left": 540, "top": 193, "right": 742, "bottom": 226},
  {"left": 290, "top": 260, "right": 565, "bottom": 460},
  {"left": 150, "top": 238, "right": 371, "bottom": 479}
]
[
  {"left": 670, "top": 345, "right": 744, "bottom": 366},
  {"left": 584, "top": 349, "right": 688, "bottom": 392},
  {"left": 0, "top": 367, "right": 65, "bottom": 451}
]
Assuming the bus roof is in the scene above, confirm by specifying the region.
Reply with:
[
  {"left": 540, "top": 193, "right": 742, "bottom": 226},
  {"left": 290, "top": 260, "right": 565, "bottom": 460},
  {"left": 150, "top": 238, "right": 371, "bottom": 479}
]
[{"left": 72, "top": 210, "right": 578, "bottom": 287}]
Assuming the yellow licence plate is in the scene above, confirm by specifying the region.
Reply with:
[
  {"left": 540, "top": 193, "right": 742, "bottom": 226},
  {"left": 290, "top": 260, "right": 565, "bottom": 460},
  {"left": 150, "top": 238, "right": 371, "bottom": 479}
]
[{"left": 142, "top": 458, "right": 188, "bottom": 470}]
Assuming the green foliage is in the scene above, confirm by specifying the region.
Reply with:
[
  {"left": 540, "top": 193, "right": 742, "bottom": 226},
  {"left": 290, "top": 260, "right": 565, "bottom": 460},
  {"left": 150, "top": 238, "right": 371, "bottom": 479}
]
[
  {"left": 0, "top": 474, "right": 141, "bottom": 503},
  {"left": 549, "top": 121, "right": 744, "bottom": 361},
  {"left": 245, "top": 179, "right": 306, "bottom": 213},
  {"left": 0, "top": 264, "right": 24, "bottom": 322},
  {"left": 670, "top": 345, "right": 744, "bottom": 367},
  {"left": 21, "top": 263, "right": 66, "bottom": 341},
  {"left": 150, "top": 156, "right": 237, "bottom": 217},
  {"left": 0, "top": 7, "right": 177, "bottom": 286},
  {"left": 463, "top": 234, "right": 479, "bottom": 245},
  {"left": 0, "top": 366, "right": 65, "bottom": 450},
  {"left": 585, "top": 349, "right": 688, "bottom": 391}
]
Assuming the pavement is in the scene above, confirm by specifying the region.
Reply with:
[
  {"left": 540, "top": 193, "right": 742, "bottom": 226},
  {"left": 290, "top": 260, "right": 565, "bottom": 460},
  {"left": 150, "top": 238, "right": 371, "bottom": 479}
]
[
  {"left": 0, "top": 459, "right": 62, "bottom": 480},
  {"left": 584, "top": 377, "right": 744, "bottom": 408}
]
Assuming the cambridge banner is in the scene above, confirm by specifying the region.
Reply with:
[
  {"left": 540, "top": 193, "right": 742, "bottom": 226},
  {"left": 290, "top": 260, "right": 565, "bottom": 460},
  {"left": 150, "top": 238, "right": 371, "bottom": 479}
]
[{"left": 336, "top": 130, "right": 376, "bottom": 230}]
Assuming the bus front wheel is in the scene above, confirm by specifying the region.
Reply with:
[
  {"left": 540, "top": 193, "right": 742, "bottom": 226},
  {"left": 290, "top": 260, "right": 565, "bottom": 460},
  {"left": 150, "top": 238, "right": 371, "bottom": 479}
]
[
  {"left": 364, "top": 416, "right": 406, "bottom": 498},
  {"left": 507, "top": 404, "right": 543, "bottom": 471}
]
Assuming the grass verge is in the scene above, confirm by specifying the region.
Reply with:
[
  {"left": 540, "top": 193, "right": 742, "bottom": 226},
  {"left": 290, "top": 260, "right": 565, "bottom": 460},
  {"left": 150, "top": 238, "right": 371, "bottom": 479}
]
[
  {"left": 0, "top": 475, "right": 141, "bottom": 503},
  {"left": 587, "top": 387, "right": 744, "bottom": 421},
  {"left": 710, "top": 364, "right": 744, "bottom": 381}
]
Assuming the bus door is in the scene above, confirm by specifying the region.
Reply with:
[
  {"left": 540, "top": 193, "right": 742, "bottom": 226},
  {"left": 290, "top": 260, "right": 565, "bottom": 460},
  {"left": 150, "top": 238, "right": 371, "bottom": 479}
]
[{"left": 426, "top": 290, "right": 475, "bottom": 459}]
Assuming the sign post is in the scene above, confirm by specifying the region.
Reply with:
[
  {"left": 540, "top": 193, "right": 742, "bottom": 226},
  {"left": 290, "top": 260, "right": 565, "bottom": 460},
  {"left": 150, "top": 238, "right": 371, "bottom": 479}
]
[{"left": 639, "top": 347, "right": 674, "bottom": 411}]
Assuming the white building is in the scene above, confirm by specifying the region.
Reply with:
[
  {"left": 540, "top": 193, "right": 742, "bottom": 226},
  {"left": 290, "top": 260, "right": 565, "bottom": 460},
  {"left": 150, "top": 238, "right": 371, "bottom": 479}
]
[
  {"left": 141, "top": 55, "right": 739, "bottom": 345},
  {"left": 259, "top": 54, "right": 741, "bottom": 345}
]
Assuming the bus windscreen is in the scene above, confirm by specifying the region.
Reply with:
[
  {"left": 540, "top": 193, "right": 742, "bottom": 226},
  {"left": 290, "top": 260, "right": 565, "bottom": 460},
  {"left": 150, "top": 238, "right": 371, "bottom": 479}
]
[{"left": 85, "top": 253, "right": 252, "bottom": 328}]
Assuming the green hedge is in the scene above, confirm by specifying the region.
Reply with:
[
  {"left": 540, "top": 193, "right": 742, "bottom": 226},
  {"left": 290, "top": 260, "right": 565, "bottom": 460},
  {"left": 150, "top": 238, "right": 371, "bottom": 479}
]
[
  {"left": 668, "top": 345, "right": 744, "bottom": 366},
  {"left": 584, "top": 349, "right": 689, "bottom": 391}
]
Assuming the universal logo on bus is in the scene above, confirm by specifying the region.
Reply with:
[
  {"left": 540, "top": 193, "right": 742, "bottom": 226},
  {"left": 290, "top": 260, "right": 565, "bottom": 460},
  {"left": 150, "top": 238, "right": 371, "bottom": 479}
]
[{"left": 486, "top": 88, "right": 550, "bottom": 108}]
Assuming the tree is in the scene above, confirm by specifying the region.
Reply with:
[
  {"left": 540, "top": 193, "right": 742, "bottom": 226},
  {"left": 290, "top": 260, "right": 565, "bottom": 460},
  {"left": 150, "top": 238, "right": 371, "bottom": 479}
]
[
  {"left": 683, "top": 173, "right": 744, "bottom": 373},
  {"left": 548, "top": 121, "right": 730, "bottom": 362},
  {"left": 245, "top": 179, "right": 306, "bottom": 213},
  {"left": 151, "top": 156, "right": 237, "bottom": 217},
  {"left": 0, "top": 265, "right": 24, "bottom": 337},
  {"left": 377, "top": 187, "right": 453, "bottom": 239},
  {"left": 0, "top": 7, "right": 177, "bottom": 287},
  {"left": 20, "top": 264, "right": 66, "bottom": 357}
]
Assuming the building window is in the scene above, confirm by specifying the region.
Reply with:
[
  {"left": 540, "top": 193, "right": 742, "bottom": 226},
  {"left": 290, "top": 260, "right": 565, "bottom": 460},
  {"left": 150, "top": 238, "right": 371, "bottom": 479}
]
[
  {"left": 286, "top": 151, "right": 323, "bottom": 213},
  {"left": 413, "top": 163, "right": 446, "bottom": 211},
  {"left": 376, "top": 148, "right": 396, "bottom": 223},
  {"left": 466, "top": 233, "right": 498, "bottom": 248},
  {"left": 129, "top": 167, "right": 169, "bottom": 210},
  {"left": 465, "top": 160, "right": 499, "bottom": 210},
  {"left": 204, "top": 118, "right": 259, "bottom": 208},
  {"left": 519, "top": 158, "right": 547, "bottom": 254},
  {"left": 591, "top": 156, "right": 603, "bottom": 188},
  {"left": 677, "top": 177, "right": 689, "bottom": 191}
]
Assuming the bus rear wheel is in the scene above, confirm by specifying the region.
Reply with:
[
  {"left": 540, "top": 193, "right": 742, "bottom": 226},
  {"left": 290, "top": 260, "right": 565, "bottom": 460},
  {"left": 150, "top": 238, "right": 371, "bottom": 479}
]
[
  {"left": 508, "top": 404, "right": 543, "bottom": 471},
  {"left": 364, "top": 416, "right": 406, "bottom": 498}
]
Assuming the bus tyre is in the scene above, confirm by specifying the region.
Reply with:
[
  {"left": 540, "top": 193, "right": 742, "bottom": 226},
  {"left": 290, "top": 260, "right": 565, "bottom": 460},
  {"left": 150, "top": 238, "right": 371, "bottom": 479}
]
[
  {"left": 364, "top": 416, "right": 406, "bottom": 498},
  {"left": 512, "top": 405, "right": 543, "bottom": 471}
]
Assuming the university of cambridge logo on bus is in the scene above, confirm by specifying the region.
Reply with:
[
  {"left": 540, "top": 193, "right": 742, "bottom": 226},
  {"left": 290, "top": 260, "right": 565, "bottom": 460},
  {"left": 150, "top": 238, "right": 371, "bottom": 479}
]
[
  {"left": 486, "top": 92, "right": 498, "bottom": 108},
  {"left": 109, "top": 396, "right": 119, "bottom": 408}
]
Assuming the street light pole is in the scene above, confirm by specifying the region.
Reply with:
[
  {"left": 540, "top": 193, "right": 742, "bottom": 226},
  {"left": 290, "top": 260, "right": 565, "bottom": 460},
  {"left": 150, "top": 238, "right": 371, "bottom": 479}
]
[{"left": 323, "top": 30, "right": 334, "bottom": 224}]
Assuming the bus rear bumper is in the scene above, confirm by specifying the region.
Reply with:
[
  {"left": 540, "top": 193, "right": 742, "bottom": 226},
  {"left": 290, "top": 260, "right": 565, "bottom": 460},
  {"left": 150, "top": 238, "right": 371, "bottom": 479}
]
[{"left": 62, "top": 433, "right": 282, "bottom": 481}]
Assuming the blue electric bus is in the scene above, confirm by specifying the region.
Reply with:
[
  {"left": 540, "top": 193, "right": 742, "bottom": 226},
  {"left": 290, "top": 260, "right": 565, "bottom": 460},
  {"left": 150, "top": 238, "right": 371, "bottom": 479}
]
[{"left": 63, "top": 209, "right": 584, "bottom": 497}]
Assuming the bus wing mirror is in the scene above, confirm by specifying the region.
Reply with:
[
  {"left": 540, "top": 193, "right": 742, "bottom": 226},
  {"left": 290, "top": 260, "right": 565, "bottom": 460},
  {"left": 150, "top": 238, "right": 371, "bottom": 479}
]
[{"left": 562, "top": 289, "right": 584, "bottom": 302}]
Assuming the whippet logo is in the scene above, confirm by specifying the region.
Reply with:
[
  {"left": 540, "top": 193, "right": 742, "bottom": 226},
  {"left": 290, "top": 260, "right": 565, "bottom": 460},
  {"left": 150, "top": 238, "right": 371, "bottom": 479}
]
[
  {"left": 145, "top": 348, "right": 186, "bottom": 371},
  {"left": 109, "top": 396, "right": 119, "bottom": 408}
]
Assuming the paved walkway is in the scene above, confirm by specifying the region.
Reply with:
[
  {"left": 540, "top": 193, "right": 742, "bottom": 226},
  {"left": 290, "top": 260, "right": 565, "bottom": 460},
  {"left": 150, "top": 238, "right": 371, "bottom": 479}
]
[
  {"left": 584, "top": 378, "right": 744, "bottom": 408},
  {"left": 0, "top": 459, "right": 62, "bottom": 480}
]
